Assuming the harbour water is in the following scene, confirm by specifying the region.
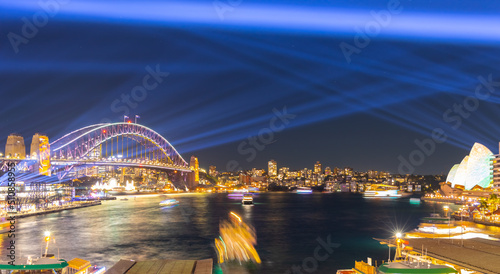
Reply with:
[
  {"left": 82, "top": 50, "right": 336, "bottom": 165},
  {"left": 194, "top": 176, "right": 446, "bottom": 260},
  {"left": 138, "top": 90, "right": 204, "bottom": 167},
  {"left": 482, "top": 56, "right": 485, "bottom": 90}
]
[{"left": 1, "top": 193, "right": 441, "bottom": 273}]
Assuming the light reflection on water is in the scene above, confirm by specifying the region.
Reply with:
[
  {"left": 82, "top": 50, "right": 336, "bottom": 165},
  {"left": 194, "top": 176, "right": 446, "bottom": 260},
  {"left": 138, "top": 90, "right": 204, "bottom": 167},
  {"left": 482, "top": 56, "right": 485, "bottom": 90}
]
[{"left": 0, "top": 193, "right": 436, "bottom": 273}]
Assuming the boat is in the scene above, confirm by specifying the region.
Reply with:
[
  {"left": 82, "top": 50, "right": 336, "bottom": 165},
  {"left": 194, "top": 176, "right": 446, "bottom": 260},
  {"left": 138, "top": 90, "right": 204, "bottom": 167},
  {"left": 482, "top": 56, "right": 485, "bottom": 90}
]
[
  {"left": 0, "top": 232, "right": 106, "bottom": 274},
  {"left": 378, "top": 261, "right": 457, "bottom": 273},
  {"left": 294, "top": 187, "right": 313, "bottom": 194},
  {"left": 414, "top": 213, "right": 467, "bottom": 235},
  {"left": 214, "top": 212, "right": 261, "bottom": 265},
  {"left": 242, "top": 194, "right": 253, "bottom": 205},
  {"left": 342, "top": 237, "right": 458, "bottom": 274},
  {"left": 0, "top": 257, "right": 69, "bottom": 273},
  {"left": 159, "top": 199, "right": 179, "bottom": 206},
  {"left": 363, "top": 184, "right": 404, "bottom": 198},
  {"left": 410, "top": 198, "right": 421, "bottom": 204}
]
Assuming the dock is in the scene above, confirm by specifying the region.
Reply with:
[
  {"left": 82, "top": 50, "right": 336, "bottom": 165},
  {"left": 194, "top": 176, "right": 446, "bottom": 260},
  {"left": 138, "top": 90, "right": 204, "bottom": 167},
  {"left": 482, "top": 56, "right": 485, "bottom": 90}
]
[
  {"left": 5, "top": 201, "right": 102, "bottom": 219},
  {"left": 402, "top": 238, "right": 500, "bottom": 274},
  {"left": 105, "top": 259, "right": 213, "bottom": 274}
]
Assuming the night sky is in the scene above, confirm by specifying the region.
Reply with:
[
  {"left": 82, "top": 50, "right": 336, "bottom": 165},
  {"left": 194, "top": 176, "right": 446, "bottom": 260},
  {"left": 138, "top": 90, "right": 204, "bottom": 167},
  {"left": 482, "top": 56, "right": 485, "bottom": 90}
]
[{"left": 1, "top": 0, "right": 500, "bottom": 174}]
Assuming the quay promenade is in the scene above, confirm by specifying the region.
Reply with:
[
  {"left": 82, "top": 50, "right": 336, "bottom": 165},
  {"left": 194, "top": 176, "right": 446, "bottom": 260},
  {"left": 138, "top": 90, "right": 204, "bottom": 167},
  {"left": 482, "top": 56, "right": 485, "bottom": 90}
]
[{"left": 2, "top": 201, "right": 102, "bottom": 219}]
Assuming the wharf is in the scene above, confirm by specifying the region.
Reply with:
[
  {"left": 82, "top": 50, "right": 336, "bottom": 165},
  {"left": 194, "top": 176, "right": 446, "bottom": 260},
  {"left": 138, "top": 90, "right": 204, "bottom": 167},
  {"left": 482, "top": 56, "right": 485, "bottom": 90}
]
[
  {"left": 6, "top": 201, "right": 102, "bottom": 219},
  {"left": 105, "top": 259, "right": 213, "bottom": 274},
  {"left": 403, "top": 238, "right": 500, "bottom": 274},
  {"left": 421, "top": 197, "right": 465, "bottom": 204}
]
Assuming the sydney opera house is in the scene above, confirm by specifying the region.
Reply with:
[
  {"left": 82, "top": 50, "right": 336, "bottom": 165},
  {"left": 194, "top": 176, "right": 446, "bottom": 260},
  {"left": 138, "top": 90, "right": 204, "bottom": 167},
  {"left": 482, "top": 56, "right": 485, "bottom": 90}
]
[{"left": 446, "top": 143, "right": 497, "bottom": 190}]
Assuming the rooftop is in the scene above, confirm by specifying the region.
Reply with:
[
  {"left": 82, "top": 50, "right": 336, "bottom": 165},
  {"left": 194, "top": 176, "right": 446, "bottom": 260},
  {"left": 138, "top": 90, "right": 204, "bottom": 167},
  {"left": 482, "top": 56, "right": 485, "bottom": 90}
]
[
  {"left": 105, "top": 259, "right": 213, "bottom": 274},
  {"left": 404, "top": 238, "right": 500, "bottom": 274}
]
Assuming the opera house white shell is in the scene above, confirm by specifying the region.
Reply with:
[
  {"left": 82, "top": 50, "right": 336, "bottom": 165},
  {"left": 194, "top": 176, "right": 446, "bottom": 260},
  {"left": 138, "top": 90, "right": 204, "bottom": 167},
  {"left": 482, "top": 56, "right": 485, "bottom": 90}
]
[{"left": 446, "top": 143, "right": 493, "bottom": 190}]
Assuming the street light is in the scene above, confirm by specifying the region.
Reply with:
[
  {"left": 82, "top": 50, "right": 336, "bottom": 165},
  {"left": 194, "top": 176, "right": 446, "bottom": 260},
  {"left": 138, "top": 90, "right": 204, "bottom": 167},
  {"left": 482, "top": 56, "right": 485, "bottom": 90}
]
[{"left": 44, "top": 231, "right": 51, "bottom": 257}]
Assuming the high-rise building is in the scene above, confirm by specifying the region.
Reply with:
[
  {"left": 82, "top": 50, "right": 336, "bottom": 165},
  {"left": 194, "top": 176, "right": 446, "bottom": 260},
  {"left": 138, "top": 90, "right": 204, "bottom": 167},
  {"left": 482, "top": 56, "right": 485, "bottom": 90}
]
[
  {"left": 209, "top": 166, "right": 217, "bottom": 177},
  {"left": 268, "top": 159, "right": 277, "bottom": 177},
  {"left": 279, "top": 167, "right": 289, "bottom": 176},
  {"left": 368, "top": 170, "right": 378, "bottom": 179},
  {"left": 333, "top": 167, "right": 339, "bottom": 175},
  {"left": 324, "top": 167, "right": 332, "bottom": 175},
  {"left": 314, "top": 161, "right": 322, "bottom": 174},
  {"left": 239, "top": 173, "right": 251, "bottom": 185},
  {"left": 301, "top": 168, "right": 308, "bottom": 178},
  {"left": 5, "top": 133, "right": 26, "bottom": 159},
  {"left": 344, "top": 167, "right": 354, "bottom": 176}
]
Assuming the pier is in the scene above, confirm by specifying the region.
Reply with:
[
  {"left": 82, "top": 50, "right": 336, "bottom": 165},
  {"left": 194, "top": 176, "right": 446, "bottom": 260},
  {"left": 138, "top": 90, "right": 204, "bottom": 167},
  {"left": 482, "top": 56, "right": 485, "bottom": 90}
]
[{"left": 5, "top": 201, "right": 102, "bottom": 219}]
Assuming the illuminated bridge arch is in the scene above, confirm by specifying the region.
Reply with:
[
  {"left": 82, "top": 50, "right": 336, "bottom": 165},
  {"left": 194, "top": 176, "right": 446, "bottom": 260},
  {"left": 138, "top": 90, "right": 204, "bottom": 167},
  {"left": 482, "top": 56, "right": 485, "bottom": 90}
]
[{"left": 50, "top": 123, "right": 188, "bottom": 168}]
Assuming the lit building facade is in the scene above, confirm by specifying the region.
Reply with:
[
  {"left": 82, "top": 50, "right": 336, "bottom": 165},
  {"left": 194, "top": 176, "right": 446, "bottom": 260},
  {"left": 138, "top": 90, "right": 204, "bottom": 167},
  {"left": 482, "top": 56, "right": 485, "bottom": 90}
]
[
  {"left": 209, "top": 165, "right": 217, "bottom": 177},
  {"left": 268, "top": 160, "right": 277, "bottom": 177},
  {"left": 324, "top": 167, "right": 332, "bottom": 175},
  {"left": 314, "top": 161, "right": 322, "bottom": 174}
]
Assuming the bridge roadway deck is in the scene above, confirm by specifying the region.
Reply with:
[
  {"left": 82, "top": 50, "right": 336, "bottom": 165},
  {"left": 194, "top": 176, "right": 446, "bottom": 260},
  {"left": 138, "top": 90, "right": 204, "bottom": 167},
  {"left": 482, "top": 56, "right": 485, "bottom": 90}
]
[
  {"left": 51, "top": 160, "right": 192, "bottom": 172},
  {"left": 404, "top": 238, "right": 500, "bottom": 274}
]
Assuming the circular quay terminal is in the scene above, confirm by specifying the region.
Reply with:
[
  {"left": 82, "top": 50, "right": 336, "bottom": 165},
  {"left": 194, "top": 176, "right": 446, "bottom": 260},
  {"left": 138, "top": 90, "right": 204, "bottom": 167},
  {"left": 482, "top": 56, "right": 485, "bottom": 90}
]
[{"left": 1, "top": 0, "right": 500, "bottom": 273}]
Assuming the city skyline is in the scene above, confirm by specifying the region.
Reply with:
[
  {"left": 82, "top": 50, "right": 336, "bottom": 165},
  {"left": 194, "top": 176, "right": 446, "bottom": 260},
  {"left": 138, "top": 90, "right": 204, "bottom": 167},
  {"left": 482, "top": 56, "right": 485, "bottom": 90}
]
[
  {"left": 2, "top": 1, "right": 500, "bottom": 175},
  {"left": 1, "top": 1, "right": 500, "bottom": 273}
]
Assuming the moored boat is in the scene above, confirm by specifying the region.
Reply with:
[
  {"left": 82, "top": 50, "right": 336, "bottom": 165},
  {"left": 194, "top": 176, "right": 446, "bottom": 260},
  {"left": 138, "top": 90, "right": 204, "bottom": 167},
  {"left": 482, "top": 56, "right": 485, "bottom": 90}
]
[
  {"left": 378, "top": 261, "right": 457, "bottom": 274},
  {"left": 159, "top": 199, "right": 179, "bottom": 206}
]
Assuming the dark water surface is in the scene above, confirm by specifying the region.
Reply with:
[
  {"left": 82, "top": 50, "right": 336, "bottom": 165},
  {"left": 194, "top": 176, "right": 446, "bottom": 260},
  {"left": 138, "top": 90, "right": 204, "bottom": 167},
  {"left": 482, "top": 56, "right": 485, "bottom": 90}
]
[{"left": 1, "top": 193, "right": 442, "bottom": 273}]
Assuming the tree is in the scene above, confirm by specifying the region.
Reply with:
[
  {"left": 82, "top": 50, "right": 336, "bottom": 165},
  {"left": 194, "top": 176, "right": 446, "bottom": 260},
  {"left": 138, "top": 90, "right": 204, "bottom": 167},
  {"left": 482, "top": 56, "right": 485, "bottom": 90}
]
[
  {"left": 488, "top": 194, "right": 499, "bottom": 210},
  {"left": 479, "top": 199, "right": 489, "bottom": 220}
]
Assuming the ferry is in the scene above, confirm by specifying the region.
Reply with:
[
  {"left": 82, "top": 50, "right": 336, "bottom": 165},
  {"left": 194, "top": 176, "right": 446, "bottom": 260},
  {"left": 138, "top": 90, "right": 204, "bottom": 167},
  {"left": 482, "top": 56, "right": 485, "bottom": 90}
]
[
  {"left": 159, "top": 199, "right": 179, "bottom": 206},
  {"left": 294, "top": 187, "right": 313, "bottom": 194},
  {"left": 0, "top": 257, "right": 69, "bottom": 273},
  {"left": 410, "top": 197, "right": 421, "bottom": 204},
  {"left": 413, "top": 213, "right": 469, "bottom": 235},
  {"left": 338, "top": 261, "right": 457, "bottom": 274},
  {"left": 363, "top": 184, "right": 403, "bottom": 198},
  {"left": 378, "top": 261, "right": 457, "bottom": 274},
  {"left": 0, "top": 232, "right": 106, "bottom": 274},
  {"left": 242, "top": 194, "right": 254, "bottom": 205},
  {"left": 338, "top": 236, "right": 458, "bottom": 274}
]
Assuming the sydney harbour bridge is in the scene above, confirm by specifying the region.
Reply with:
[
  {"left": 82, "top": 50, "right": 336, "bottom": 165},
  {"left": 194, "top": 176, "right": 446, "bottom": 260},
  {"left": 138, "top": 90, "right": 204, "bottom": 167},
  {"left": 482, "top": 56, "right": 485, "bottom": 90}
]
[{"left": 0, "top": 122, "right": 195, "bottom": 187}]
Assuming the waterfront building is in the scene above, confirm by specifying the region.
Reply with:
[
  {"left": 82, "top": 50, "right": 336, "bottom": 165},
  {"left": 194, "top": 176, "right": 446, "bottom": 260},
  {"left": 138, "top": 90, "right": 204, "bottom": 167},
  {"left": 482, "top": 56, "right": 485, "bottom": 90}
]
[
  {"left": 209, "top": 165, "right": 217, "bottom": 177},
  {"left": 314, "top": 161, "right": 322, "bottom": 174},
  {"left": 343, "top": 167, "right": 354, "bottom": 176},
  {"left": 239, "top": 173, "right": 251, "bottom": 185},
  {"left": 268, "top": 159, "right": 277, "bottom": 177},
  {"left": 446, "top": 143, "right": 493, "bottom": 190},
  {"left": 279, "top": 166, "right": 289, "bottom": 176},
  {"left": 324, "top": 166, "right": 332, "bottom": 175}
]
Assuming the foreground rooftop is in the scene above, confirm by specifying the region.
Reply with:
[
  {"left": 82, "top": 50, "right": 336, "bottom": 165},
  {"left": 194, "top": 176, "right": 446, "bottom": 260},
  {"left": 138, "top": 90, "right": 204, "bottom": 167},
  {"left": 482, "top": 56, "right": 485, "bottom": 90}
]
[
  {"left": 105, "top": 259, "right": 212, "bottom": 274},
  {"left": 405, "top": 238, "right": 500, "bottom": 274}
]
